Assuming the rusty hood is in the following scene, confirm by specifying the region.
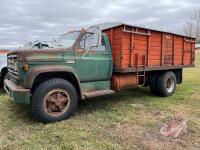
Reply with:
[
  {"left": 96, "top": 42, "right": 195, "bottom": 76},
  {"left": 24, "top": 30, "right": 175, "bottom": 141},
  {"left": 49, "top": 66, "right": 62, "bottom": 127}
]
[{"left": 8, "top": 48, "right": 70, "bottom": 62}]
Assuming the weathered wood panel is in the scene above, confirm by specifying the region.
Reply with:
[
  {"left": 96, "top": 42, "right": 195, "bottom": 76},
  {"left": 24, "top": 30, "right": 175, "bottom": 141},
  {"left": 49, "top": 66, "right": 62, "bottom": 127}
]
[{"left": 103, "top": 24, "right": 195, "bottom": 72}]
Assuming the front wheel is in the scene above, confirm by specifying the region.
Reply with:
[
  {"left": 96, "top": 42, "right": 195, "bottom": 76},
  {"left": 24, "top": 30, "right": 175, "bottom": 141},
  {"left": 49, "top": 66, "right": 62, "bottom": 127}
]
[
  {"left": 157, "top": 71, "right": 176, "bottom": 97},
  {"left": 31, "top": 78, "right": 78, "bottom": 123}
]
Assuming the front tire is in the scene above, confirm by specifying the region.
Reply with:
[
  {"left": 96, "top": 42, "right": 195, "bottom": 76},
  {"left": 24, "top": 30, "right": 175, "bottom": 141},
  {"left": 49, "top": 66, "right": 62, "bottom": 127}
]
[
  {"left": 157, "top": 71, "right": 176, "bottom": 97},
  {"left": 31, "top": 78, "right": 78, "bottom": 123}
]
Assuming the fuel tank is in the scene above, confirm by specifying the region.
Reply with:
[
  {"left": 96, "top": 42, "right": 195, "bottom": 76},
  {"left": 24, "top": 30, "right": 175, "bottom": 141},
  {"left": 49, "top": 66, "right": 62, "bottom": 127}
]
[{"left": 112, "top": 73, "right": 138, "bottom": 91}]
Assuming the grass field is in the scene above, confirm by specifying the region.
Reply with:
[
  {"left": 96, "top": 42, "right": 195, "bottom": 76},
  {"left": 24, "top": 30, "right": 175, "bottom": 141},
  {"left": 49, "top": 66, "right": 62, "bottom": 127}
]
[{"left": 0, "top": 53, "right": 200, "bottom": 150}]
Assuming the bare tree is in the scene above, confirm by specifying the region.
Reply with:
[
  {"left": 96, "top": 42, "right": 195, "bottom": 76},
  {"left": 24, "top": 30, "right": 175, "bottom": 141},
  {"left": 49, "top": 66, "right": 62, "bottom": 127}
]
[
  {"left": 192, "top": 10, "right": 200, "bottom": 43},
  {"left": 183, "top": 22, "right": 194, "bottom": 37},
  {"left": 183, "top": 10, "right": 200, "bottom": 43}
]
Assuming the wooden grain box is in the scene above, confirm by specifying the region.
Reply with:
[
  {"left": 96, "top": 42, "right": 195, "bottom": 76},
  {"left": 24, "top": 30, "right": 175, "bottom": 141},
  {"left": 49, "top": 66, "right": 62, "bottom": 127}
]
[{"left": 102, "top": 23, "right": 195, "bottom": 73}]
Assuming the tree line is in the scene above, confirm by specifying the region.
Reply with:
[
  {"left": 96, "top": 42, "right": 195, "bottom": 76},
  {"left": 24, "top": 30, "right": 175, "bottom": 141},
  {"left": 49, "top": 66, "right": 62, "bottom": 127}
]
[{"left": 183, "top": 10, "right": 200, "bottom": 43}]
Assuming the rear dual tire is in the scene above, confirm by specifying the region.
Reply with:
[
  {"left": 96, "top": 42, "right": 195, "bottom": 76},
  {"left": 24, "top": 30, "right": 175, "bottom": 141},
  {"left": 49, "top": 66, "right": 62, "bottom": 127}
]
[
  {"left": 150, "top": 71, "right": 176, "bottom": 97},
  {"left": 149, "top": 74, "right": 158, "bottom": 95}
]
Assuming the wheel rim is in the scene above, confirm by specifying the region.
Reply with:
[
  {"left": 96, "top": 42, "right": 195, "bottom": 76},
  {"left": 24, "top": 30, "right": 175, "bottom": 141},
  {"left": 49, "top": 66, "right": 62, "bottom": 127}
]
[
  {"left": 43, "top": 89, "right": 70, "bottom": 116},
  {"left": 166, "top": 78, "right": 175, "bottom": 93}
]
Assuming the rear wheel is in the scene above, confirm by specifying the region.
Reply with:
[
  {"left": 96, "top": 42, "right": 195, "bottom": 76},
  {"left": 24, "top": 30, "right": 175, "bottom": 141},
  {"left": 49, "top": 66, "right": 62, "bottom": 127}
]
[
  {"left": 157, "top": 71, "right": 176, "bottom": 97},
  {"left": 31, "top": 78, "right": 78, "bottom": 123},
  {"left": 149, "top": 74, "right": 159, "bottom": 95}
]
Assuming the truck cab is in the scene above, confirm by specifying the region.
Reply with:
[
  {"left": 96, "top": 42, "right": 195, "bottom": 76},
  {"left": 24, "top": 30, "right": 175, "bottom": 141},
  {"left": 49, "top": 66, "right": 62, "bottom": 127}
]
[{"left": 4, "top": 26, "right": 113, "bottom": 123}]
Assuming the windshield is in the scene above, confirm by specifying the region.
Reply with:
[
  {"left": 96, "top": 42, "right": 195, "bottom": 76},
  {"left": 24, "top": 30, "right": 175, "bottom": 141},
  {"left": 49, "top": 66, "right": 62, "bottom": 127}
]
[
  {"left": 23, "top": 42, "right": 50, "bottom": 49},
  {"left": 54, "top": 31, "right": 80, "bottom": 48},
  {"left": 23, "top": 42, "right": 33, "bottom": 49}
]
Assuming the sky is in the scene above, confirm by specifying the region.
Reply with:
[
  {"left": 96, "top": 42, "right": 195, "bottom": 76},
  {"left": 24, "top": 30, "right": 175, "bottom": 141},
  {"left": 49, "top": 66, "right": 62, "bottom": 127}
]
[{"left": 0, "top": 0, "right": 199, "bottom": 49}]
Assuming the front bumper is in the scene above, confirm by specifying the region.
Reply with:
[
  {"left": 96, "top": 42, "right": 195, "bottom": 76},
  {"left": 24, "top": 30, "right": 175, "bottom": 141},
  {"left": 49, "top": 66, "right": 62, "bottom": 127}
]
[{"left": 4, "top": 79, "right": 31, "bottom": 104}]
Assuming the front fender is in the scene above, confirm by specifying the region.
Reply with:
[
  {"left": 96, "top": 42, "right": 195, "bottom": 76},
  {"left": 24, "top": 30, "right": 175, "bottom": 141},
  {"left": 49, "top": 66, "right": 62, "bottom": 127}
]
[{"left": 24, "top": 65, "right": 82, "bottom": 96}]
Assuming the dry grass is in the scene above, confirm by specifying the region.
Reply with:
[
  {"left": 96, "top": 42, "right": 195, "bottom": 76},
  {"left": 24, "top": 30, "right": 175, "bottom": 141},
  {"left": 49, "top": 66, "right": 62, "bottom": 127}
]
[{"left": 0, "top": 53, "right": 200, "bottom": 150}]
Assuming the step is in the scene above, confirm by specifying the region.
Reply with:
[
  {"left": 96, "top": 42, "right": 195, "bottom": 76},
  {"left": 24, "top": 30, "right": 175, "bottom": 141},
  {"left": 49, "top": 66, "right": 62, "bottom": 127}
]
[
  {"left": 84, "top": 90, "right": 115, "bottom": 98},
  {"left": 138, "top": 75, "right": 145, "bottom": 77},
  {"left": 136, "top": 65, "right": 146, "bottom": 67}
]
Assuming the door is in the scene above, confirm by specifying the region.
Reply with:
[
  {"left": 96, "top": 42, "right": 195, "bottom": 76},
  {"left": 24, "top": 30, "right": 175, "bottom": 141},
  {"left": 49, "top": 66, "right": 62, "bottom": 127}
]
[{"left": 75, "top": 32, "right": 112, "bottom": 82}]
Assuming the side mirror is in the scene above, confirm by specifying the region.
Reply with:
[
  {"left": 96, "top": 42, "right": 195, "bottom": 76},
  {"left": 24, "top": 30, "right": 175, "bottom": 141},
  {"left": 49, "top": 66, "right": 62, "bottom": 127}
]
[{"left": 93, "top": 29, "right": 102, "bottom": 47}]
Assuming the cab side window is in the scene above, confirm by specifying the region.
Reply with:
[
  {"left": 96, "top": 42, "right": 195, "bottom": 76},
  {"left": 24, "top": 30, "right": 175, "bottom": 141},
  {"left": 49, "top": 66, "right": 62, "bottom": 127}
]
[
  {"left": 91, "top": 36, "right": 106, "bottom": 51},
  {"left": 78, "top": 33, "right": 94, "bottom": 50},
  {"left": 78, "top": 33, "right": 106, "bottom": 51}
]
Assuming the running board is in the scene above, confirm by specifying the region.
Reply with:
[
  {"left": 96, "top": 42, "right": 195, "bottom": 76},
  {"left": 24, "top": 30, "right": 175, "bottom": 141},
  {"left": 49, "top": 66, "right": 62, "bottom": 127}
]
[{"left": 84, "top": 90, "right": 115, "bottom": 98}]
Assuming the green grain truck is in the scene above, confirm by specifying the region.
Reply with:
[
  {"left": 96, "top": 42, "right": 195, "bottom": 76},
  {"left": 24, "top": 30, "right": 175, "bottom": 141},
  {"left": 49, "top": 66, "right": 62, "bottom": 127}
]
[{"left": 4, "top": 23, "right": 195, "bottom": 123}]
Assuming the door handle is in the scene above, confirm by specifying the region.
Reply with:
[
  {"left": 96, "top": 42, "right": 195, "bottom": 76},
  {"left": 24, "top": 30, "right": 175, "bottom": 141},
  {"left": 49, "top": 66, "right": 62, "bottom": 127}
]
[{"left": 103, "top": 52, "right": 109, "bottom": 55}]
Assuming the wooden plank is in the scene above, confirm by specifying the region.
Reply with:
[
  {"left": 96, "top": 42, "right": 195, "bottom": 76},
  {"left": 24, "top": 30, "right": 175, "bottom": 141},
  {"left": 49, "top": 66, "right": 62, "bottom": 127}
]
[
  {"left": 114, "top": 64, "right": 194, "bottom": 73},
  {"left": 160, "top": 33, "right": 164, "bottom": 66},
  {"left": 120, "top": 28, "right": 123, "bottom": 68},
  {"left": 182, "top": 37, "right": 185, "bottom": 65},
  {"left": 147, "top": 31, "right": 150, "bottom": 66},
  {"left": 130, "top": 27, "right": 134, "bottom": 67},
  {"left": 172, "top": 35, "right": 175, "bottom": 65},
  {"left": 190, "top": 42, "right": 193, "bottom": 65}
]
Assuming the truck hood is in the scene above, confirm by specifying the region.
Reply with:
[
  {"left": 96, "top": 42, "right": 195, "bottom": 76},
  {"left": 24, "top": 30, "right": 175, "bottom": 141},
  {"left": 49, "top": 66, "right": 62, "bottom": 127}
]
[{"left": 8, "top": 48, "right": 70, "bottom": 62}]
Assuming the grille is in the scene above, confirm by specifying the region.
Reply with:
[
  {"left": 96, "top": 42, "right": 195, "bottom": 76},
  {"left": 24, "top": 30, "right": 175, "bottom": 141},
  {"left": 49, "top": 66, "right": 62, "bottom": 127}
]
[{"left": 7, "top": 55, "right": 18, "bottom": 77}]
